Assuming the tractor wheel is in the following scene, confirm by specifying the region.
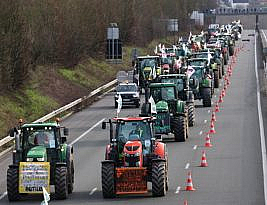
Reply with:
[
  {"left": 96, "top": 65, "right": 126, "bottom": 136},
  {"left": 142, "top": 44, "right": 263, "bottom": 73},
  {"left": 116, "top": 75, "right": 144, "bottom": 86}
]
[
  {"left": 202, "top": 88, "right": 212, "bottom": 107},
  {"left": 229, "top": 46, "right": 234, "bottom": 56},
  {"left": 172, "top": 116, "right": 186, "bottom": 142},
  {"left": 7, "top": 167, "right": 20, "bottom": 201},
  {"left": 102, "top": 162, "right": 116, "bottom": 198},
  {"left": 214, "top": 70, "right": 219, "bottom": 88},
  {"left": 68, "top": 160, "right": 74, "bottom": 194},
  {"left": 152, "top": 161, "right": 166, "bottom": 197},
  {"left": 224, "top": 54, "right": 228, "bottom": 65},
  {"left": 55, "top": 166, "right": 68, "bottom": 200},
  {"left": 188, "top": 103, "right": 195, "bottom": 127},
  {"left": 219, "top": 65, "right": 222, "bottom": 79}
]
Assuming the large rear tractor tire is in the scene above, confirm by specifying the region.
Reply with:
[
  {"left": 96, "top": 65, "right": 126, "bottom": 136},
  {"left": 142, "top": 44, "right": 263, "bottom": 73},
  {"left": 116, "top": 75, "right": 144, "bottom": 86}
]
[
  {"left": 172, "top": 116, "right": 187, "bottom": 142},
  {"left": 214, "top": 70, "right": 219, "bottom": 88},
  {"left": 188, "top": 103, "right": 195, "bottom": 127},
  {"left": 219, "top": 65, "right": 222, "bottom": 79},
  {"left": 68, "top": 160, "right": 74, "bottom": 194},
  {"left": 55, "top": 166, "right": 68, "bottom": 200},
  {"left": 202, "top": 88, "right": 212, "bottom": 107},
  {"left": 7, "top": 167, "right": 20, "bottom": 201},
  {"left": 229, "top": 46, "right": 234, "bottom": 56},
  {"left": 102, "top": 162, "right": 116, "bottom": 198},
  {"left": 152, "top": 161, "right": 166, "bottom": 197}
]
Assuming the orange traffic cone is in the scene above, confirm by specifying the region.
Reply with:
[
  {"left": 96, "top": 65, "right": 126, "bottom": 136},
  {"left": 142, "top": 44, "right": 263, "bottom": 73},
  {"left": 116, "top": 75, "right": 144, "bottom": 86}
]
[
  {"left": 185, "top": 171, "right": 196, "bottom": 191},
  {"left": 218, "top": 94, "right": 224, "bottom": 103},
  {"left": 209, "top": 121, "right": 216, "bottom": 134},
  {"left": 205, "top": 134, "right": 213, "bottom": 147},
  {"left": 211, "top": 111, "right": 216, "bottom": 122},
  {"left": 228, "top": 69, "right": 232, "bottom": 77},
  {"left": 215, "top": 102, "right": 220, "bottom": 112},
  {"left": 200, "top": 150, "right": 208, "bottom": 167},
  {"left": 227, "top": 78, "right": 230, "bottom": 86},
  {"left": 221, "top": 89, "right": 225, "bottom": 97}
]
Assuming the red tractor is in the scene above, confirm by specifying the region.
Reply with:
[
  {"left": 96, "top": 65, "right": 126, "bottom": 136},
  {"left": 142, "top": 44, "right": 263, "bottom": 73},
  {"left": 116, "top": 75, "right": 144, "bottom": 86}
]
[{"left": 101, "top": 116, "right": 168, "bottom": 198}]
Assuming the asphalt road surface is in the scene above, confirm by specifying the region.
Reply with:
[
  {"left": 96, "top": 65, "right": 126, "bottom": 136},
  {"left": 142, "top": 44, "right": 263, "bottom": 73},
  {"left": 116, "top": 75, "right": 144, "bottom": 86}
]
[{"left": 0, "top": 29, "right": 265, "bottom": 204}]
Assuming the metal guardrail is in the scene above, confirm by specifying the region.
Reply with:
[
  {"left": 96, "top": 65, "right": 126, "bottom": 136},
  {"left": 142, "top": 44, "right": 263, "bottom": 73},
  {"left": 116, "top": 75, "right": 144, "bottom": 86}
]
[{"left": 0, "top": 79, "right": 117, "bottom": 154}]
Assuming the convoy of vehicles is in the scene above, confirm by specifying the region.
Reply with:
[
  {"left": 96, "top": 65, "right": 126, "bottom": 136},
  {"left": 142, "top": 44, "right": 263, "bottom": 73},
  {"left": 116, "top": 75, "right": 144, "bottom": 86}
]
[{"left": 5, "top": 20, "right": 241, "bottom": 201}]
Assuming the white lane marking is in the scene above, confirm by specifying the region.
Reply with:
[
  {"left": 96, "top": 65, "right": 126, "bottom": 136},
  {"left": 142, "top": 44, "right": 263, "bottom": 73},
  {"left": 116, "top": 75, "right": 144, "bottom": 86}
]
[
  {"left": 70, "top": 118, "right": 106, "bottom": 146},
  {"left": 175, "top": 186, "right": 181, "bottom": 194},
  {"left": 204, "top": 119, "right": 208, "bottom": 124},
  {"left": 0, "top": 192, "right": 7, "bottom": 200},
  {"left": 185, "top": 163, "right": 190, "bottom": 170},
  {"left": 193, "top": 145, "right": 198, "bottom": 150},
  {"left": 199, "top": 130, "right": 203, "bottom": 135},
  {"left": 255, "top": 31, "right": 267, "bottom": 204},
  {"left": 89, "top": 187, "right": 97, "bottom": 195}
]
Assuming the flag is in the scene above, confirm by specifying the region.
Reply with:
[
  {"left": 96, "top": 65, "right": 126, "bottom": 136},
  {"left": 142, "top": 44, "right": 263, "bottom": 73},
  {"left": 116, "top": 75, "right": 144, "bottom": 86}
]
[
  {"left": 116, "top": 94, "right": 122, "bottom": 117},
  {"left": 40, "top": 187, "right": 50, "bottom": 205},
  {"left": 148, "top": 96, "right": 157, "bottom": 114},
  {"left": 186, "top": 66, "right": 195, "bottom": 78},
  {"left": 188, "top": 32, "right": 192, "bottom": 43}
]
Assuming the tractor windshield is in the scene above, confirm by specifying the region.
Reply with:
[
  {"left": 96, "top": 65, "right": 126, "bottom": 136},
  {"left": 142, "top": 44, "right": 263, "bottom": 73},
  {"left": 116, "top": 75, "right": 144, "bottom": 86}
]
[
  {"left": 22, "top": 127, "right": 57, "bottom": 149},
  {"left": 141, "top": 59, "right": 155, "bottom": 69},
  {"left": 150, "top": 86, "right": 176, "bottom": 102},
  {"left": 161, "top": 78, "right": 184, "bottom": 92},
  {"left": 188, "top": 60, "right": 206, "bottom": 67},
  {"left": 116, "top": 121, "right": 152, "bottom": 144}
]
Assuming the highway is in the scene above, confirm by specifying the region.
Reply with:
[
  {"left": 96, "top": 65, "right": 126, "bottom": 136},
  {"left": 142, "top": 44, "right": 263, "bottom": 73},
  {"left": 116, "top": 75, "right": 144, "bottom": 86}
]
[{"left": 0, "top": 29, "right": 266, "bottom": 204}]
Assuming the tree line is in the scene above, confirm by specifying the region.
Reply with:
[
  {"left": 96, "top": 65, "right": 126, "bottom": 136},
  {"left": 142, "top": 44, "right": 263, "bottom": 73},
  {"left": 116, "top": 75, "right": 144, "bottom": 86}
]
[{"left": 0, "top": 0, "right": 216, "bottom": 91}]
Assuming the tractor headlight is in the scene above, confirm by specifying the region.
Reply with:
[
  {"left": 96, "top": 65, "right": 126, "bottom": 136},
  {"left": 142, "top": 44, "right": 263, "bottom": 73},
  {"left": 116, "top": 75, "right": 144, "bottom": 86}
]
[
  {"left": 134, "top": 152, "right": 140, "bottom": 156},
  {"left": 26, "top": 158, "right": 33, "bottom": 162},
  {"left": 125, "top": 153, "right": 130, "bottom": 157},
  {"left": 37, "top": 157, "right": 45, "bottom": 162}
]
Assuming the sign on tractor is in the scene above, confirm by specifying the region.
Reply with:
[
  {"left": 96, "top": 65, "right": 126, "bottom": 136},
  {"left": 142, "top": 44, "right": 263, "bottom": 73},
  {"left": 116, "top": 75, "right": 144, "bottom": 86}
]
[{"left": 19, "top": 162, "right": 50, "bottom": 194}]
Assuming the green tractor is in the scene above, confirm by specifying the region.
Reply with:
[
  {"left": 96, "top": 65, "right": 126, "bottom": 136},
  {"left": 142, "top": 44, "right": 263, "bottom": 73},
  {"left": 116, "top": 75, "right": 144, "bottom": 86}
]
[
  {"left": 141, "top": 83, "right": 188, "bottom": 142},
  {"left": 157, "top": 74, "right": 195, "bottom": 127},
  {"left": 7, "top": 121, "right": 74, "bottom": 201},
  {"left": 187, "top": 58, "right": 213, "bottom": 107},
  {"left": 134, "top": 56, "right": 161, "bottom": 93}
]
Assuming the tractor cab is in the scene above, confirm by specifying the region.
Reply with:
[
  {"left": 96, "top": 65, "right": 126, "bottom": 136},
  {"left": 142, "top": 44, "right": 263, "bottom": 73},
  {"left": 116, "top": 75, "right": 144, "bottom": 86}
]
[
  {"left": 103, "top": 117, "right": 158, "bottom": 167},
  {"left": 149, "top": 83, "right": 177, "bottom": 104},
  {"left": 7, "top": 121, "right": 74, "bottom": 201}
]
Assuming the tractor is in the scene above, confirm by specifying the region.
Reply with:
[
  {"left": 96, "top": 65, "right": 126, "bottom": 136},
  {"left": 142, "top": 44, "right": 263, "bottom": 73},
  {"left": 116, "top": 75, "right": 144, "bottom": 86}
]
[
  {"left": 157, "top": 74, "right": 195, "bottom": 127},
  {"left": 101, "top": 116, "right": 168, "bottom": 198},
  {"left": 134, "top": 56, "right": 161, "bottom": 93},
  {"left": 7, "top": 120, "right": 74, "bottom": 201},
  {"left": 141, "top": 83, "right": 189, "bottom": 142},
  {"left": 187, "top": 58, "right": 213, "bottom": 107}
]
